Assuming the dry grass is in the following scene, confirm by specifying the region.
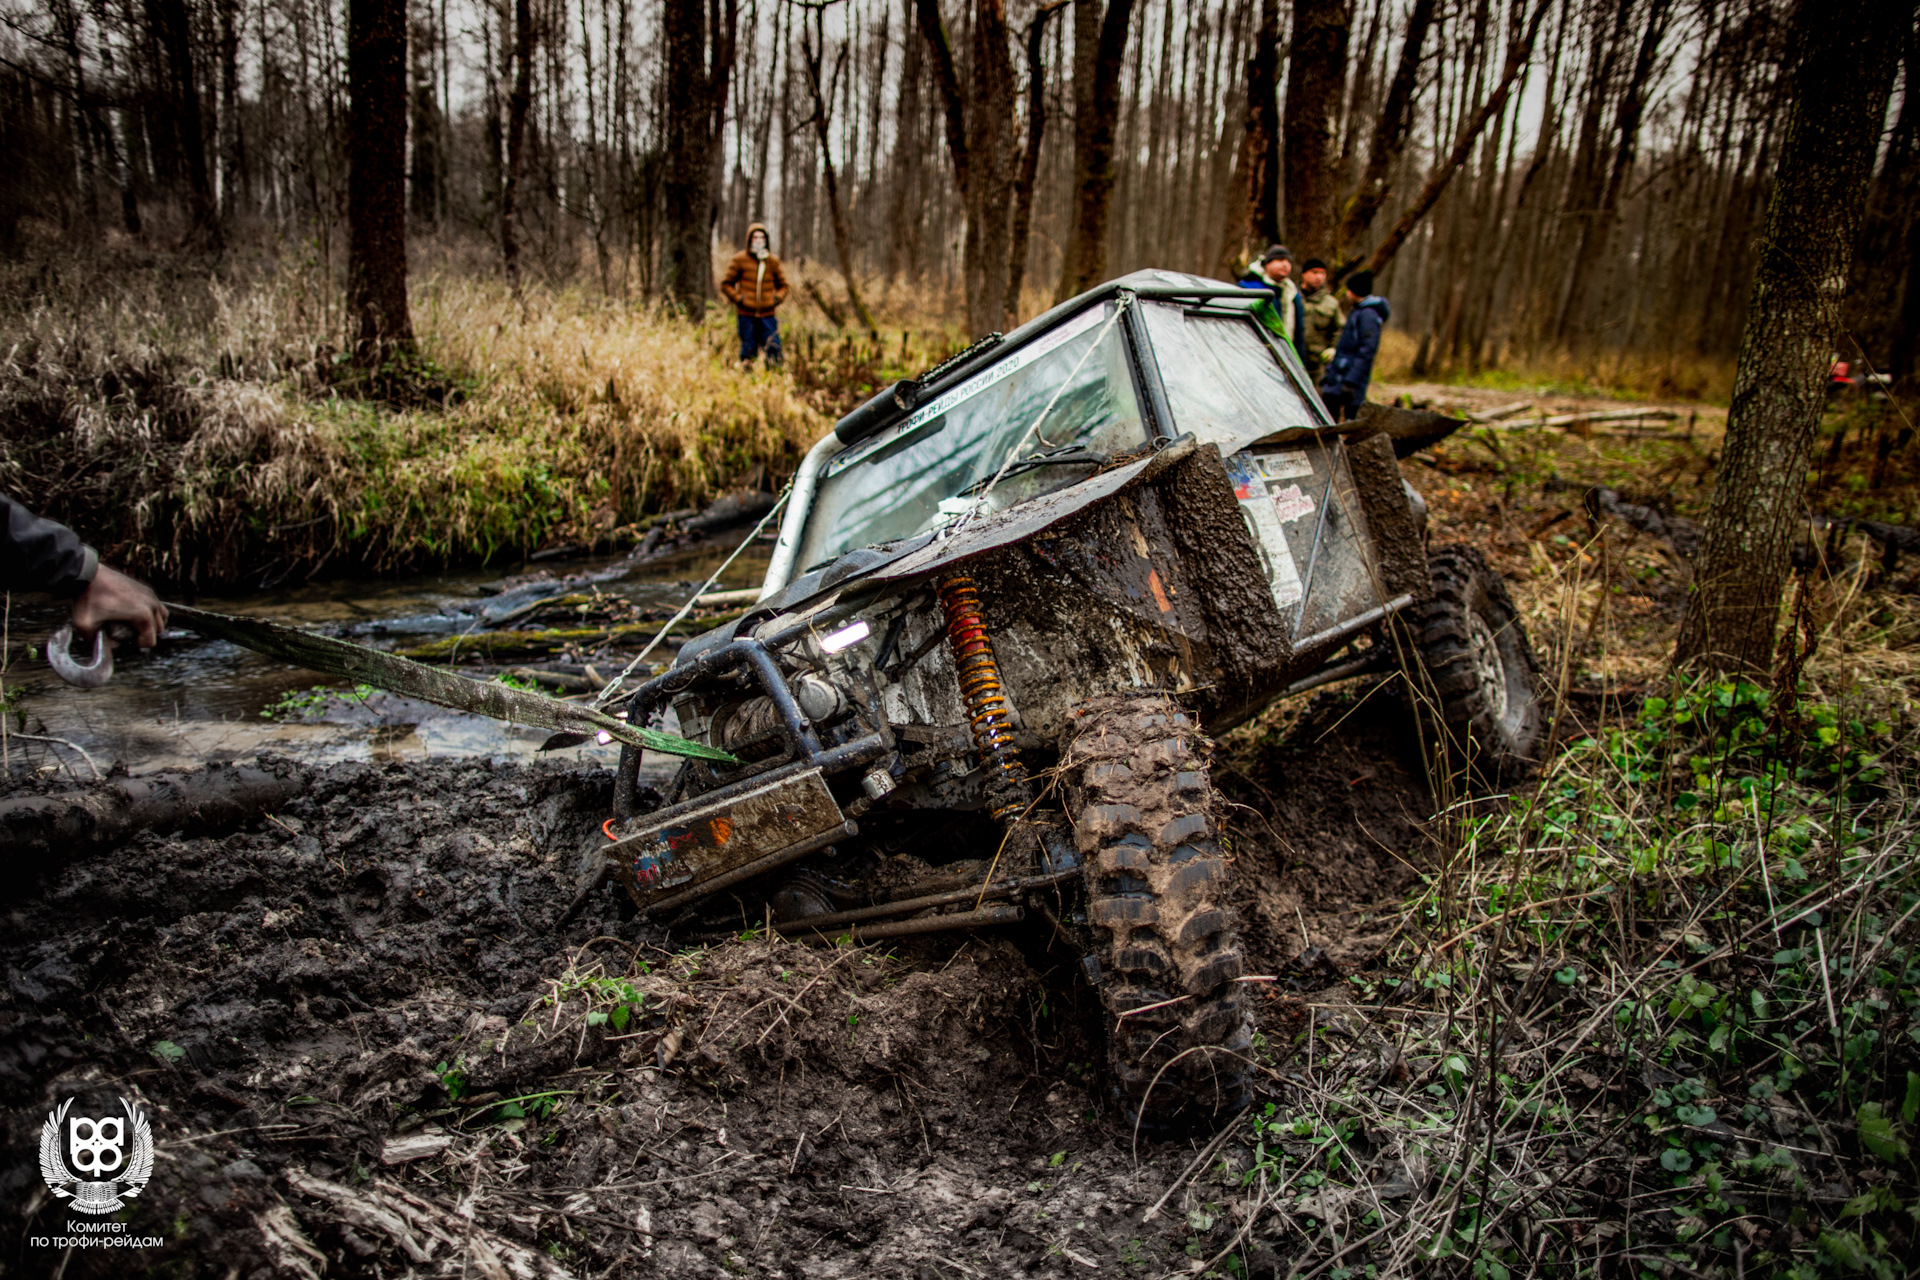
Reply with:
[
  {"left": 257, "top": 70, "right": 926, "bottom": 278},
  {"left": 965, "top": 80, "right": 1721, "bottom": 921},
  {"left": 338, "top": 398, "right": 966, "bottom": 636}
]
[
  {"left": 1373, "top": 327, "right": 1739, "bottom": 405},
  {"left": 0, "top": 249, "right": 836, "bottom": 585}
]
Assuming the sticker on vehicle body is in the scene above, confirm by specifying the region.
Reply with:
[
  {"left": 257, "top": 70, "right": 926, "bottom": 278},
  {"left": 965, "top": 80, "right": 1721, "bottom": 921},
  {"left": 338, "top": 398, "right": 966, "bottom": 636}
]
[
  {"left": 1253, "top": 449, "right": 1315, "bottom": 481},
  {"left": 1225, "top": 454, "right": 1305, "bottom": 609},
  {"left": 1269, "top": 483, "right": 1317, "bottom": 523}
]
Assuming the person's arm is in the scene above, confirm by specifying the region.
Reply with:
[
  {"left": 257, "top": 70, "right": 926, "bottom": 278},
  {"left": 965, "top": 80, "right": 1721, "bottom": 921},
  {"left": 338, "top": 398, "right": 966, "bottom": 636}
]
[
  {"left": 0, "top": 493, "right": 167, "bottom": 647},
  {"left": 768, "top": 257, "right": 790, "bottom": 307},
  {"left": 1292, "top": 293, "right": 1307, "bottom": 361},
  {"left": 1, "top": 493, "right": 96, "bottom": 594},
  {"left": 718, "top": 259, "right": 743, "bottom": 307}
]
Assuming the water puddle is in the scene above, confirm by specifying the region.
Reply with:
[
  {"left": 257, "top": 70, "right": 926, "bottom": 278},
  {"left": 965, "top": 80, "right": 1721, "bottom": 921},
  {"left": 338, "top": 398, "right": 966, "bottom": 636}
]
[{"left": 1, "top": 541, "right": 770, "bottom": 779}]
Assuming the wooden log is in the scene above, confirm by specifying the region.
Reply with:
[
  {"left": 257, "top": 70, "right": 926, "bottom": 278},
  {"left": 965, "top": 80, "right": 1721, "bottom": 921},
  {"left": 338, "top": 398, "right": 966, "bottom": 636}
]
[
  {"left": 1493, "top": 407, "right": 1682, "bottom": 431},
  {"left": 0, "top": 761, "right": 312, "bottom": 864},
  {"left": 1467, "top": 401, "right": 1535, "bottom": 422}
]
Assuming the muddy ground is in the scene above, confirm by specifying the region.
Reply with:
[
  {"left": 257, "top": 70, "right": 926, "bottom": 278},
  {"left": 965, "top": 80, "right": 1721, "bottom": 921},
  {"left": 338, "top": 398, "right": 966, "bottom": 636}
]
[{"left": 0, "top": 691, "right": 1435, "bottom": 1279}]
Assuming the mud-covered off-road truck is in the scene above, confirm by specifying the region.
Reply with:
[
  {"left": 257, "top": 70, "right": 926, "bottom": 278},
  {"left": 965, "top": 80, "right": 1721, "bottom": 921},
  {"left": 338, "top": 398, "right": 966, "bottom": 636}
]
[{"left": 601, "top": 270, "right": 1543, "bottom": 1128}]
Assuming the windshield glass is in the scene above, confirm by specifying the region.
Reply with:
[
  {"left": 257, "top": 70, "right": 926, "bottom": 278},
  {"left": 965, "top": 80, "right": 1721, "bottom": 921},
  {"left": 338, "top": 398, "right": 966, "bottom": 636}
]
[
  {"left": 1139, "top": 302, "right": 1323, "bottom": 453},
  {"left": 796, "top": 304, "right": 1147, "bottom": 572}
]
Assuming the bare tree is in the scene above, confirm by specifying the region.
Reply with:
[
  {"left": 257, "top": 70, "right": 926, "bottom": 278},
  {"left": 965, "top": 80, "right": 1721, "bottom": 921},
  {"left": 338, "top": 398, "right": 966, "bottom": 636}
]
[
  {"left": 1053, "top": 0, "right": 1137, "bottom": 301},
  {"left": 1674, "top": 0, "right": 1903, "bottom": 673},
  {"left": 347, "top": 0, "right": 415, "bottom": 358},
  {"left": 1281, "top": 0, "right": 1350, "bottom": 257},
  {"left": 661, "top": 0, "right": 738, "bottom": 316},
  {"left": 800, "top": 16, "right": 880, "bottom": 336},
  {"left": 500, "top": 0, "right": 534, "bottom": 290},
  {"left": 1009, "top": 2, "right": 1067, "bottom": 320}
]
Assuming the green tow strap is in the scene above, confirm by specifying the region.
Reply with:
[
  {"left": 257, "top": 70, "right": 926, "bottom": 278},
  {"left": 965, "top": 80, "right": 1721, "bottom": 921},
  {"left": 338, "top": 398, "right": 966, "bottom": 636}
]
[{"left": 168, "top": 603, "right": 737, "bottom": 763}]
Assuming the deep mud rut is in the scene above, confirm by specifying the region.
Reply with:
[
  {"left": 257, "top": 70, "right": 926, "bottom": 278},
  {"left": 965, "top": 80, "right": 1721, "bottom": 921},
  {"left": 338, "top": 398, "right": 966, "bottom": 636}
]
[{"left": 1, "top": 692, "right": 1437, "bottom": 1279}]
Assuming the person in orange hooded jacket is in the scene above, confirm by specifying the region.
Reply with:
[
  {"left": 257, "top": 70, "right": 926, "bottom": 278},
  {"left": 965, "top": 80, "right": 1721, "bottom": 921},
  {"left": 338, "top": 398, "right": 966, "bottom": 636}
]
[{"left": 719, "top": 223, "right": 790, "bottom": 366}]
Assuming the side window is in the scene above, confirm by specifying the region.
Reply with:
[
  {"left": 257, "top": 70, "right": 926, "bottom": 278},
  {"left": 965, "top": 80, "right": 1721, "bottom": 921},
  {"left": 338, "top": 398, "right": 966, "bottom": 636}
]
[{"left": 1138, "top": 302, "right": 1323, "bottom": 454}]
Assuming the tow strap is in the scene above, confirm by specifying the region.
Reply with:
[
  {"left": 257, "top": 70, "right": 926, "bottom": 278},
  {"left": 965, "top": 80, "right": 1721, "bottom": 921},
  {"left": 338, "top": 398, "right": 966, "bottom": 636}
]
[{"left": 164, "top": 604, "right": 735, "bottom": 763}]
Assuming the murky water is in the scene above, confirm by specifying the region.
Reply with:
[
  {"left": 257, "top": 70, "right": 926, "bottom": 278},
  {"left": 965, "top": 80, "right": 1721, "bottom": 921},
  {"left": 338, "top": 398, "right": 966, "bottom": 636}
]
[{"left": 1, "top": 541, "right": 770, "bottom": 779}]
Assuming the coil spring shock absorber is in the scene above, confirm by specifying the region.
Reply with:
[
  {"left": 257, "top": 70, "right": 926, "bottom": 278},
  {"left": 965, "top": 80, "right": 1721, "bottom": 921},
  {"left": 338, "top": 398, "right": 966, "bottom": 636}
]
[{"left": 938, "top": 575, "right": 1032, "bottom": 817}]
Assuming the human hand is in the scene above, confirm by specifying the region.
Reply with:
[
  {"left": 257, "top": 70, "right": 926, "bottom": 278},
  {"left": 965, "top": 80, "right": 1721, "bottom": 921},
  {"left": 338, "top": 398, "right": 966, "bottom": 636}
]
[{"left": 72, "top": 564, "right": 169, "bottom": 649}]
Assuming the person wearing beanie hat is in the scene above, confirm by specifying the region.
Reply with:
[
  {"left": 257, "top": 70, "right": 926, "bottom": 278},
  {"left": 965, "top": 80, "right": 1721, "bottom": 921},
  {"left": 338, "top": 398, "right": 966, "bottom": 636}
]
[
  {"left": 1235, "top": 244, "right": 1305, "bottom": 352},
  {"left": 1297, "top": 257, "right": 1343, "bottom": 382},
  {"left": 1319, "top": 270, "right": 1390, "bottom": 422},
  {"left": 719, "top": 222, "right": 790, "bottom": 366}
]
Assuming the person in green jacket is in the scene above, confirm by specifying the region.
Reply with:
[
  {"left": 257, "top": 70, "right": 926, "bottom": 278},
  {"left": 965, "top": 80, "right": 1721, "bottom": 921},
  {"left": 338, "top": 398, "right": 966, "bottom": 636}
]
[
  {"left": 1235, "top": 245, "right": 1305, "bottom": 355},
  {"left": 1298, "top": 258, "right": 1345, "bottom": 383}
]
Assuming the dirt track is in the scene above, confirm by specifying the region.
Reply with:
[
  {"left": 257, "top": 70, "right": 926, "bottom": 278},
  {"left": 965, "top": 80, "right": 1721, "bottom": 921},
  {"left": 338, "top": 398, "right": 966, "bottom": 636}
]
[{"left": 1, "top": 692, "right": 1437, "bottom": 1278}]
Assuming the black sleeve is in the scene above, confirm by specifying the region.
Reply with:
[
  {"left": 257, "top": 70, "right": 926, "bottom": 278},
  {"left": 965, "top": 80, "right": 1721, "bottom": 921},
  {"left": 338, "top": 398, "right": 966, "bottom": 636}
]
[{"left": 1, "top": 493, "right": 98, "bottom": 595}]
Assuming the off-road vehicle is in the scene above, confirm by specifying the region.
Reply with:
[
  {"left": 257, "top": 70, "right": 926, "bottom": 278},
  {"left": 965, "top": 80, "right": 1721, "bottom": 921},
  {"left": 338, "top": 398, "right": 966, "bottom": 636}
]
[{"left": 602, "top": 271, "right": 1543, "bottom": 1128}]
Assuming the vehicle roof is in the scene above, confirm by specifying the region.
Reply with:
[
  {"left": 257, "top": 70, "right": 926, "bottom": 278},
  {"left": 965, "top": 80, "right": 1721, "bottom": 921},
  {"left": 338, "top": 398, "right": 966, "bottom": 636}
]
[{"left": 833, "top": 270, "right": 1269, "bottom": 441}]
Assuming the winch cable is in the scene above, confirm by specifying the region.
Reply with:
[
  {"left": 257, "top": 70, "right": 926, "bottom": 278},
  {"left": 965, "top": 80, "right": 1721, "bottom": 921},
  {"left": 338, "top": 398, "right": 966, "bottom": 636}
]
[
  {"left": 949, "top": 289, "right": 1135, "bottom": 537},
  {"left": 163, "top": 603, "right": 734, "bottom": 762},
  {"left": 588, "top": 485, "right": 791, "bottom": 712}
]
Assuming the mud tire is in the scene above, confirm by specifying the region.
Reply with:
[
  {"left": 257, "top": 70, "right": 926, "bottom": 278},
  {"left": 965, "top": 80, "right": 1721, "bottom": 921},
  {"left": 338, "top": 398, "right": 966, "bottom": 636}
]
[
  {"left": 1065, "top": 695, "right": 1252, "bottom": 1133},
  {"left": 1406, "top": 544, "right": 1544, "bottom": 779}
]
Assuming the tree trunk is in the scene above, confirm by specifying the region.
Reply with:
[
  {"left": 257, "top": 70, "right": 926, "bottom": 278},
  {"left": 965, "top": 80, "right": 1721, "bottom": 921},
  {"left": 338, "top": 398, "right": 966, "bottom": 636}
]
[
  {"left": 661, "top": 0, "right": 708, "bottom": 314},
  {"left": 1052, "top": 0, "right": 1136, "bottom": 301},
  {"left": 915, "top": 0, "right": 970, "bottom": 197},
  {"left": 1673, "top": 0, "right": 1902, "bottom": 675},
  {"left": 1246, "top": 0, "right": 1282, "bottom": 249},
  {"left": 147, "top": 0, "right": 217, "bottom": 240},
  {"left": 1280, "top": 0, "right": 1350, "bottom": 257},
  {"left": 410, "top": 12, "right": 444, "bottom": 227},
  {"left": 217, "top": 0, "right": 243, "bottom": 221},
  {"left": 1008, "top": 3, "right": 1064, "bottom": 324},
  {"left": 347, "top": 0, "right": 415, "bottom": 360},
  {"left": 501, "top": 0, "right": 533, "bottom": 292}
]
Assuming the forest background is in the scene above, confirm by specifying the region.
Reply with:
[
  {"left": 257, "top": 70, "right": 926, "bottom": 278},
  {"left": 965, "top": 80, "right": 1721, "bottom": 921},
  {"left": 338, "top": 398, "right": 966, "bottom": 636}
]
[{"left": 0, "top": 0, "right": 1915, "bottom": 588}]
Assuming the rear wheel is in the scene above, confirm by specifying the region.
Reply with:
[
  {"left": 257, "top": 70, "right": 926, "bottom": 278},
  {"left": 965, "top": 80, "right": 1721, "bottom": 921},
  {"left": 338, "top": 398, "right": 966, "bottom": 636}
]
[
  {"left": 1406, "top": 544, "right": 1544, "bottom": 779},
  {"left": 1065, "top": 695, "right": 1252, "bottom": 1133}
]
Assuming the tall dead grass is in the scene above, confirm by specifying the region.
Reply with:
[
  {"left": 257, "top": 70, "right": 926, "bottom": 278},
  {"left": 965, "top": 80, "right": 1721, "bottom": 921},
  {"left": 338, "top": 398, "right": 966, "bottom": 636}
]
[
  {"left": 1373, "top": 327, "right": 1738, "bottom": 403},
  {"left": 0, "top": 250, "right": 829, "bottom": 586}
]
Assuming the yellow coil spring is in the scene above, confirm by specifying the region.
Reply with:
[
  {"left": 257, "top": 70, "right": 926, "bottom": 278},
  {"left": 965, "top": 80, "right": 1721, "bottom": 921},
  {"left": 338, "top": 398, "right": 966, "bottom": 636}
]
[{"left": 937, "top": 576, "right": 1027, "bottom": 800}]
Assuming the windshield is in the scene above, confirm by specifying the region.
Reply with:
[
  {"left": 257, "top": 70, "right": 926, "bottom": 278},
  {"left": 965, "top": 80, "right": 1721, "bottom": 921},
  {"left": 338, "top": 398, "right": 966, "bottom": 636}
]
[
  {"left": 1138, "top": 302, "right": 1324, "bottom": 453},
  {"left": 796, "top": 304, "right": 1147, "bottom": 571}
]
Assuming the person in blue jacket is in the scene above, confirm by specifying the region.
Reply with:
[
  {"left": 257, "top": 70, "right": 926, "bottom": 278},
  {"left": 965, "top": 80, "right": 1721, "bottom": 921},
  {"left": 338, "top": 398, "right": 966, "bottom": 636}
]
[{"left": 1319, "top": 271, "right": 1390, "bottom": 422}]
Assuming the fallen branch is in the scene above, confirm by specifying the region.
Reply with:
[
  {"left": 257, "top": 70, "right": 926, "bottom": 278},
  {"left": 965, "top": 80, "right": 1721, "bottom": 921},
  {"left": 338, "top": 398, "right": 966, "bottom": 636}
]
[
  {"left": 284, "top": 1170, "right": 576, "bottom": 1278},
  {"left": 0, "top": 761, "right": 310, "bottom": 864},
  {"left": 1492, "top": 408, "right": 1681, "bottom": 432},
  {"left": 3, "top": 731, "right": 104, "bottom": 779},
  {"left": 1466, "top": 401, "right": 1534, "bottom": 423}
]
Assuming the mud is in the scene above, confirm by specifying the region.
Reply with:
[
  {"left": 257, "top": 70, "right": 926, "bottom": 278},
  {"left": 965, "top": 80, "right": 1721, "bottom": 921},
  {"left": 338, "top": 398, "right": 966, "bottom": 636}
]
[{"left": 1, "top": 686, "right": 1436, "bottom": 1279}]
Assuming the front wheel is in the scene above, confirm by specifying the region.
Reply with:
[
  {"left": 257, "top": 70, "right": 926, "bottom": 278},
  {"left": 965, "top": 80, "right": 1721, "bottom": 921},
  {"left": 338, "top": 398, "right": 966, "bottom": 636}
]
[
  {"left": 1065, "top": 695, "right": 1252, "bottom": 1133},
  {"left": 1405, "top": 544, "right": 1545, "bottom": 779}
]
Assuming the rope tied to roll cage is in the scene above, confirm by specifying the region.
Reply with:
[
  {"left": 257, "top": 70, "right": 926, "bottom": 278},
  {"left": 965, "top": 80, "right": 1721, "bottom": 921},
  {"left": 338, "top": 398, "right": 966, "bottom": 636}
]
[{"left": 589, "top": 485, "right": 792, "bottom": 712}]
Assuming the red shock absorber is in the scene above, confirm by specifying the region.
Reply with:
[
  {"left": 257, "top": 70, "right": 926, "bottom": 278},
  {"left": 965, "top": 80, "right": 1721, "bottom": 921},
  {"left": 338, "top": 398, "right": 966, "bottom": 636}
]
[{"left": 938, "top": 575, "right": 1031, "bottom": 816}]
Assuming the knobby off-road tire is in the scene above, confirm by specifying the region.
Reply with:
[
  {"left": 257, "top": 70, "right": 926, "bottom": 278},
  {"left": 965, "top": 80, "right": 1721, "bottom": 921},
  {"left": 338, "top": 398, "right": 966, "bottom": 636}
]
[
  {"left": 1065, "top": 695, "right": 1252, "bottom": 1132},
  {"left": 1406, "top": 544, "right": 1544, "bottom": 780}
]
